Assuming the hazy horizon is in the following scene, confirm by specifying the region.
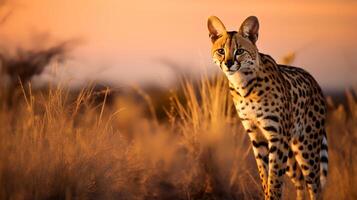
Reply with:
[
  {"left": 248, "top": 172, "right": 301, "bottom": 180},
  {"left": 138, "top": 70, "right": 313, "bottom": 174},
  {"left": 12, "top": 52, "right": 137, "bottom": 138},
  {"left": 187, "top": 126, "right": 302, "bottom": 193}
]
[{"left": 1, "top": 0, "right": 357, "bottom": 90}]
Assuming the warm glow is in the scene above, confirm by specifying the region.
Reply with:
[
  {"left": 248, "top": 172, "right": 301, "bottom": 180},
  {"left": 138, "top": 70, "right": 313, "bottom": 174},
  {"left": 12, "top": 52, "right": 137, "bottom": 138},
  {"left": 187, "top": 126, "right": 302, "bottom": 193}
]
[{"left": 1, "top": 0, "right": 357, "bottom": 89}]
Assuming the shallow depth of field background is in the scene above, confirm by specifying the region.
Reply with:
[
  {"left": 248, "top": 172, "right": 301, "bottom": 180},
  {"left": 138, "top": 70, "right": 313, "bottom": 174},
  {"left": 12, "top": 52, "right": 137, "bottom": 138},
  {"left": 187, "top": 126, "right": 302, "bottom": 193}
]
[{"left": 0, "top": 1, "right": 357, "bottom": 200}]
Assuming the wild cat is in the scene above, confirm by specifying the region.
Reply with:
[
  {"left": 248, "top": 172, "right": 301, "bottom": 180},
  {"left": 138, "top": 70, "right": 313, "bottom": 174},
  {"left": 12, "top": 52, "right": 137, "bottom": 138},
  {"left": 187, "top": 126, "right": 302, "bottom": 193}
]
[{"left": 207, "top": 16, "right": 328, "bottom": 200}]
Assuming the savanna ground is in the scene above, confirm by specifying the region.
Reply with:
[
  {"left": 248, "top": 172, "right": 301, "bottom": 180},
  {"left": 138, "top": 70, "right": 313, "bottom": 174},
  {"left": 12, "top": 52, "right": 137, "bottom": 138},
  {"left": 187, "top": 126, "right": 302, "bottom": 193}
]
[{"left": 0, "top": 65, "right": 357, "bottom": 200}]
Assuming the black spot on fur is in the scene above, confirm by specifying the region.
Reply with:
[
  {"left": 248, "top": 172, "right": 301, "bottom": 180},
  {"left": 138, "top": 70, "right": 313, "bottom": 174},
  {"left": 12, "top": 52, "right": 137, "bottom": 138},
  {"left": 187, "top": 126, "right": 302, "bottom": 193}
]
[
  {"left": 264, "top": 115, "right": 279, "bottom": 123},
  {"left": 306, "top": 125, "right": 312, "bottom": 133},
  {"left": 263, "top": 126, "right": 278, "bottom": 133}
]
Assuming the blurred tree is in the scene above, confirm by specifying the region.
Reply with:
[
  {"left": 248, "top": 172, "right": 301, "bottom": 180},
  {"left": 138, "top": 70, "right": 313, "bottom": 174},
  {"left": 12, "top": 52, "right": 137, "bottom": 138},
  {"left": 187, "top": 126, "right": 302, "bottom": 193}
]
[
  {"left": 0, "top": 0, "right": 79, "bottom": 106},
  {"left": 0, "top": 41, "right": 72, "bottom": 87}
]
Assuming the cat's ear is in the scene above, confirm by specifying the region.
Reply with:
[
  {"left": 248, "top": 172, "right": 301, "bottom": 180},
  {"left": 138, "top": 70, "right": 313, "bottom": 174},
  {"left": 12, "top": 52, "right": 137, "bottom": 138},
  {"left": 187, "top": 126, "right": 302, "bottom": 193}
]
[
  {"left": 239, "top": 16, "right": 259, "bottom": 44},
  {"left": 207, "top": 16, "right": 226, "bottom": 43}
]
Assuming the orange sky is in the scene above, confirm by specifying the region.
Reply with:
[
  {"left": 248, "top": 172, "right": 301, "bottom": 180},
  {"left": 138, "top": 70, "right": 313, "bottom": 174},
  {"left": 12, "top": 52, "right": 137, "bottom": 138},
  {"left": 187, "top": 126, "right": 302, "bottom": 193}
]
[{"left": 1, "top": 0, "right": 357, "bottom": 90}]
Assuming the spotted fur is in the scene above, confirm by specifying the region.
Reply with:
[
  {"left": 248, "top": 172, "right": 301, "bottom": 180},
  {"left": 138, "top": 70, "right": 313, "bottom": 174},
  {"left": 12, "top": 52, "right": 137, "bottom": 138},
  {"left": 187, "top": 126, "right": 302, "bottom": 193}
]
[{"left": 207, "top": 16, "right": 328, "bottom": 200}]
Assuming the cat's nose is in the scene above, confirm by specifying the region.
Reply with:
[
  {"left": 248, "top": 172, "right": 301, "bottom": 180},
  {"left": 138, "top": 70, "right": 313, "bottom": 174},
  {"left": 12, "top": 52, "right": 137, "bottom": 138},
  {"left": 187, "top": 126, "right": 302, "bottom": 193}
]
[{"left": 225, "top": 60, "right": 234, "bottom": 69}]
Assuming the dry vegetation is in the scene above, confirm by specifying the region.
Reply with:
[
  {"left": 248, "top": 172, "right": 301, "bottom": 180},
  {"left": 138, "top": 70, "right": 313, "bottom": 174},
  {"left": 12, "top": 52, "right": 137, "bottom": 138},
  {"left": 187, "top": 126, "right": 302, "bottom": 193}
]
[
  {"left": 0, "top": 72, "right": 356, "bottom": 200},
  {"left": 0, "top": 2, "right": 356, "bottom": 199}
]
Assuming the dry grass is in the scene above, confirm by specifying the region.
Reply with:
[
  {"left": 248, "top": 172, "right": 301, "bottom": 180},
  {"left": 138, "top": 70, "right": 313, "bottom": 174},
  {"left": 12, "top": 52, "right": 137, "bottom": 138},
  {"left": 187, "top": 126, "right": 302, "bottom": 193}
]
[{"left": 0, "top": 76, "right": 356, "bottom": 200}]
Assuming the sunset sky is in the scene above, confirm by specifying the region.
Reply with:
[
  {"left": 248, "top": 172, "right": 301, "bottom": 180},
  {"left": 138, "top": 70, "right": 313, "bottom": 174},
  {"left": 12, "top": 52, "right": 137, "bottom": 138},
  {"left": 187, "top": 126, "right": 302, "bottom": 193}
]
[{"left": 1, "top": 0, "right": 357, "bottom": 90}]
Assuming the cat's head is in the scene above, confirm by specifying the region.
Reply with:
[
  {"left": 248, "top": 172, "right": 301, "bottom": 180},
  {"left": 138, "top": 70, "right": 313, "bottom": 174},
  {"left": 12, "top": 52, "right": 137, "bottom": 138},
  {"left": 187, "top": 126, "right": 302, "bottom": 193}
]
[{"left": 207, "top": 16, "right": 260, "bottom": 78}]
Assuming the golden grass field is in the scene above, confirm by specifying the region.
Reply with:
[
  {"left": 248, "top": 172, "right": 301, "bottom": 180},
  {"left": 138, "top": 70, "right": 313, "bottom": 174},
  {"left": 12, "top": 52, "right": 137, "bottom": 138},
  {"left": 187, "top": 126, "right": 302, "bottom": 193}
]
[{"left": 0, "top": 74, "right": 356, "bottom": 200}]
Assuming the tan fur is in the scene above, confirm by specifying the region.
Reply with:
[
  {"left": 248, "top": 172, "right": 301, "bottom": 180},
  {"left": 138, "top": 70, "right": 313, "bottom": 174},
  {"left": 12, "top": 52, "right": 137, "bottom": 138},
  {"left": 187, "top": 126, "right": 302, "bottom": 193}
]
[{"left": 207, "top": 16, "right": 328, "bottom": 200}]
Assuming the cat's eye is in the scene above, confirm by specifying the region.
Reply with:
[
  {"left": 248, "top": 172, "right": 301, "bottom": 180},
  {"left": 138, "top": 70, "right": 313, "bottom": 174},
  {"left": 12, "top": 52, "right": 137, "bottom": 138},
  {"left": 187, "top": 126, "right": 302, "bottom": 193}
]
[
  {"left": 217, "top": 48, "right": 225, "bottom": 55},
  {"left": 236, "top": 48, "right": 245, "bottom": 55}
]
